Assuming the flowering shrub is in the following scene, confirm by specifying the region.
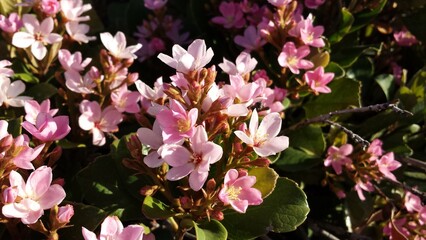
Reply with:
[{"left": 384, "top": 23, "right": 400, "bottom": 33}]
[{"left": 0, "top": 0, "right": 424, "bottom": 239}]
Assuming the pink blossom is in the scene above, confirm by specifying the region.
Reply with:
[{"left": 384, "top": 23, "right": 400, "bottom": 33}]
[
  {"left": 222, "top": 75, "right": 260, "bottom": 110},
  {"left": 2, "top": 166, "right": 66, "bottom": 224},
  {"left": 0, "top": 13, "right": 23, "bottom": 33},
  {"left": 100, "top": 31, "right": 142, "bottom": 59},
  {"left": 267, "top": 0, "right": 292, "bottom": 8},
  {"left": 0, "top": 60, "right": 14, "bottom": 79},
  {"left": 135, "top": 78, "right": 166, "bottom": 111},
  {"left": 135, "top": 37, "right": 166, "bottom": 62},
  {"left": 156, "top": 99, "right": 198, "bottom": 144},
  {"left": 0, "top": 78, "right": 32, "bottom": 107},
  {"left": 137, "top": 120, "right": 165, "bottom": 168},
  {"left": 82, "top": 216, "right": 144, "bottom": 240},
  {"left": 24, "top": 99, "right": 58, "bottom": 125},
  {"left": 289, "top": 14, "right": 325, "bottom": 47},
  {"left": 144, "top": 0, "right": 167, "bottom": 10},
  {"left": 234, "top": 25, "right": 267, "bottom": 52},
  {"left": 21, "top": 113, "right": 71, "bottom": 142},
  {"left": 367, "top": 139, "right": 383, "bottom": 161},
  {"left": 354, "top": 180, "right": 374, "bottom": 201},
  {"left": 161, "top": 125, "right": 223, "bottom": 191},
  {"left": 278, "top": 42, "right": 313, "bottom": 74},
  {"left": 404, "top": 191, "right": 423, "bottom": 213},
  {"left": 12, "top": 14, "right": 63, "bottom": 60},
  {"left": 383, "top": 218, "right": 411, "bottom": 239},
  {"left": 377, "top": 152, "right": 401, "bottom": 181},
  {"left": 60, "top": 0, "right": 92, "bottom": 22},
  {"left": 219, "top": 51, "right": 258, "bottom": 76},
  {"left": 304, "top": 0, "right": 325, "bottom": 9},
  {"left": 218, "top": 169, "right": 263, "bottom": 213},
  {"left": 303, "top": 66, "right": 334, "bottom": 94},
  {"left": 40, "top": 0, "right": 60, "bottom": 16},
  {"left": 10, "top": 135, "right": 45, "bottom": 170},
  {"left": 57, "top": 204, "right": 74, "bottom": 224},
  {"left": 234, "top": 109, "right": 289, "bottom": 157},
  {"left": 324, "top": 144, "right": 353, "bottom": 175},
  {"left": 65, "top": 22, "right": 96, "bottom": 44},
  {"left": 79, "top": 100, "right": 123, "bottom": 146},
  {"left": 211, "top": 2, "right": 246, "bottom": 29},
  {"left": 164, "top": 17, "right": 191, "bottom": 45},
  {"left": 259, "top": 85, "right": 286, "bottom": 114},
  {"left": 111, "top": 84, "right": 141, "bottom": 113},
  {"left": 58, "top": 49, "right": 92, "bottom": 73},
  {"left": 64, "top": 70, "right": 96, "bottom": 94},
  {"left": 158, "top": 39, "right": 213, "bottom": 74},
  {"left": 393, "top": 27, "right": 418, "bottom": 47}
]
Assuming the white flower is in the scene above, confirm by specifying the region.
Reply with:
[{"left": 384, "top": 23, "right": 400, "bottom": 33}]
[
  {"left": 100, "top": 31, "right": 142, "bottom": 59},
  {"left": 0, "top": 78, "right": 32, "bottom": 107}
]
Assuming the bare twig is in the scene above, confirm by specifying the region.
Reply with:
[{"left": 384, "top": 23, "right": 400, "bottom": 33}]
[
  {"left": 398, "top": 157, "right": 426, "bottom": 172},
  {"left": 325, "top": 120, "right": 370, "bottom": 149}
]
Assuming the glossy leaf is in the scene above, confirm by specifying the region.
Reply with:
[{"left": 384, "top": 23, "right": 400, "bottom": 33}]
[
  {"left": 248, "top": 167, "right": 278, "bottom": 198},
  {"left": 193, "top": 220, "right": 228, "bottom": 240},
  {"left": 25, "top": 83, "right": 57, "bottom": 101},
  {"left": 375, "top": 74, "right": 395, "bottom": 100},
  {"left": 142, "top": 196, "right": 175, "bottom": 220},
  {"left": 329, "top": 8, "right": 354, "bottom": 44}
]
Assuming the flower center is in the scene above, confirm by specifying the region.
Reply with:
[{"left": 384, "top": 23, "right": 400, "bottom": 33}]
[
  {"left": 177, "top": 119, "right": 191, "bottom": 133},
  {"left": 226, "top": 186, "right": 242, "bottom": 201},
  {"left": 287, "top": 56, "right": 298, "bottom": 67},
  {"left": 192, "top": 153, "right": 203, "bottom": 165}
]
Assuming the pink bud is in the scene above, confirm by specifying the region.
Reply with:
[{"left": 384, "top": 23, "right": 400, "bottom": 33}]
[
  {"left": 2, "top": 187, "right": 17, "bottom": 203},
  {"left": 57, "top": 204, "right": 74, "bottom": 224}
]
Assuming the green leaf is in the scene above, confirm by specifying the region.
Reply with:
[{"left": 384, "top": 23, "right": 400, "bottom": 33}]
[
  {"left": 248, "top": 167, "right": 278, "bottom": 198},
  {"left": 324, "top": 62, "right": 345, "bottom": 79},
  {"left": 7, "top": 117, "right": 22, "bottom": 137},
  {"left": 56, "top": 139, "right": 86, "bottom": 149},
  {"left": 12, "top": 60, "right": 39, "bottom": 84},
  {"left": 25, "top": 83, "right": 57, "bottom": 101},
  {"left": 0, "top": 0, "right": 17, "bottom": 15},
  {"left": 304, "top": 78, "right": 361, "bottom": 118},
  {"left": 193, "top": 220, "right": 228, "bottom": 240},
  {"left": 408, "top": 67, "right": 426, "bottom": 99},
  {"left": 142, "top": 196, "right": 175, "bottom": 220},
  {"left": 58, "top": 203, "right": 107, "bottom": 240},
  {"left": 287, "top": 126, "right": 326, "bottom": 156},
  {"left": 329, "top": 8, "right": 354, "bottom": 44},
  {"left": 222, "top": 178, "right": 309, "bottom": 240},
  {"left": 275, "top": 148, "right": 322, "bottom": 172},
  {"left": 350, "top": 0, "right": 387, "bottom": 33},
  {"left": 375, "top": 74, "right": 395, "bottom": 100},
  {"left": 331, "top": 43, "right": 381, "bottom": 68}
]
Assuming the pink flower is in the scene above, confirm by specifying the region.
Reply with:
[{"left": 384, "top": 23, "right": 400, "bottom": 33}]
[
  {"left": 303, "top": 66, "right": 334, "bottom": 94},
  {"left": 234, "top": 109, "right": 289, "bottom": 157},
  {"left": 58, "top": 49, "right": 92, "bottom": 73},
  {"left": 111, "top": 84, "right": 141, "bottom": 113},
  {"left": 57, "top": 204, "right": 74, "bottom": 224},
  {"left": 377, "top": 152, "right": 401, "bottom": 181},
  {"left": 289, "top": 14, "right": 325, "bottom": 47},
  {"left": 65, "top": 22, "right": 96, "bottom": 44},
  {"left": 100, "top": 31, "right": 142, "bottom": 59},
  {"left": 2, "top": 166, "right": 66, "bottom": 224},
  {"left": 60, "top": 0, "right": 92, "bottom": 22},
  {"left": 64, "top": 70, "right": 96, "bottom": 94},
  {"left": 21, "top": 113, "right": 71, "bottom": 142},
  {"left": 12, "top": 14, "right": 63, "bottom": 60},
  {"left": 278, "top": 42, "right": 313, "bottom": 74},
  {"left": 137, "top": 120, "right": 165, "bottom": 168},
  {"left": 0, "top": 13, "right": 23, "bottom": 33},
  {"left": 78, "top": 100, "right": 123, "bottom": 146},
  {"left": 304, "top": 0, "right": 325, "bottom": 9},
  {"left": 10, "top": 135, "right": 45, "bottom": 170},
  {"left": 218, "top": 169, "right": 263, "bottom": 213},
  {"left": 158, "top": 39, "right": 213, "bottom": 73},
  {"left": 393, "top": 27, "right": 418, "bottom": 47},
  {"left": 219, "top": 51, "right": 258, "bottom": 76},
  {"left": 0, "top": 78, "right": 32, "bottom": 107},
  {"left": 267, "top": 0, "right": 292, "bottom": 8},
  {"left": 24, "top": 99, "right": 58, "bottom": 124},
  {"left": 211, "top": 2, "right": 246, "bottom": 29},
  {"left": 383, "top": 218, "right": 410, "bottom": 239},
  {"left": 0, "top": 60, "right": 14, "bottom": 79},
  {"left": 367, "top": 139, "right": 383, "bottom": 161},
  {"left": 221, "top": 75, "right": 261, "bottom": 114},
  {"left": 156, "top": 99, "right": 198, "bottom": 144},
  {"left": 324, "top": 144, "right": 353, "bottom": 175},
  {"left": 82, "top": 216, "right": 144, "bottom": 240},
  {"left": 40, "top": 0, "right": 60, "bottom": 16},
  {"left": 161, "top": 125, "right": 223, "bottom": 191},
  {"left": 354, "top": 180, "right": 374, "bottom": 201},
  {"left": 404, "top": 191, "right": 422, "bottom": 213},
  {"left": 144, "top": 0, "right": 167, "bottom": 10},
  {"left": 234, "top": 25, "right": 266, "bottom": 52}
]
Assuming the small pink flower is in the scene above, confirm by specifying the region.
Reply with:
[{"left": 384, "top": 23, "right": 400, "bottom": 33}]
[
  {"left": 219, "top": 51, "right": 258, "bottom": 76},
  {"left": 303, "top": 66, "right": 334, "bottom": 94},
  {"left": 65, "top": 22, "right": 96, "bottom": 44},
  {"left": 64, "top": 70, "right": 96, "bottom": 94},
  {"left": 156, "top": 99, "right": 198, "bottom": 144},
  {"left": 0, "top": 78, "right": 32, "bottom": 107},
  {"left": 40, "top": 0, "right": 60, "bottom": 16},
  {"left": 11, "top": 135, "right": 45, "bottom": 170},
  {"left": 12, "top": 14, "right": 63, "bottom": 60},
  {"left": 324, "top": 144, "right": 353, "bottom": 175},
  {"left": 57, "top": 204, "right": 74, "bottom": 224},
  {"left": 0, "top": 60, "right": 14, "bottom": 79},
  {"left": 404, "top": 191, "right": 422, "bottom": 213},
  {"left": 354, "top": 180, "right": 374, "bottom": 201},
  {"left": 289, "top": 14, "right": 325, "bottom": 48},
  {"left": 393, "top": 27, "right": 418, "bottom": 47},
  {"left": 211, "top": 2, "right": 246, "bottom": 29},
  {"left": 82, "top": 216, "right": 144, "bottom": 240},
  {"left": 137, "top": 120, "right": 165, "bottom": 168},
  {"left": 234, "top": 25, "right": 266, "bottom": 52},
  {"left": 60, "top": 0, "right": 92, "bottom": 22},
  {"left": 58, "top": 49, "right": 92, "bottom": 73},
  {"left": 267, "top": 0, "right": 292, "bottom": 8},
  {"left": 100, "top": 31, "right": 142, "bottom": 59},
  {"left": 21, "top": 112, "right": 71, "bottom": 142},
  {"left": 377, "top": 152, "right": 401, "bottom": 181},
  {"left": 383, "top": 218, "right": 411, "bottom": 239},
  {"left": 234, "top": 109, "right": 289, "bottom": 157},
  {"left": 304, "top": 0, "right": 325, "bottom": 9},
  {"left": 278, "top": 42, "right": 313, "bottom": 74},
  {"left": 144, "top": 0, "right": 167, "bottom": 10},
  {"left": 218, "top": 169, "right": 263, "bottom": 213},
  {"left": 111, "top": 84, "right": 141, "bottom": 113},
  {"left": 0, "top": 13, "right": 23, "bottom": 33},
  {"left": 78, "top": 100, "right": 123, "bottom": 146},
  {"left": 161, "top": 125, "right": 223, "bottom": 191},
  {"left": 158, "top": 39, "right": 213, "bottom": 73},
  {"left": 367, "top": 139, "right": 383, "bottom": 161},
  {"left": 2, "top": 166, "right": 66, "bottom": 224}
]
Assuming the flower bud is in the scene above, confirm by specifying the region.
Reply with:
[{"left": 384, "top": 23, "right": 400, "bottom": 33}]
[
  {"left": 57, "top": 204, "right": 74, "bottom": 224},
  {"left": 211, "top": 210, "right": 224, "bottom": 221},
  {"left": 206, "top": 178, "right": 216, "bottom": 193},
  {"left": 140, "top": 185, "right": 159, "bottom": 196},
  {"left": 179, "top": 196, "right": 192, "bottom": 209},
  {"left": 0, "top": 134, "right": 13, "bottom": 153},
  {"left": 2, "top": 187, "right": 17, "bottom": 203}
]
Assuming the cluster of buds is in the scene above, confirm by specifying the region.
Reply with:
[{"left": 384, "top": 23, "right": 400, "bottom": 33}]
[{"left": 323, "top": 139, "right": 402, "bottom": 201}]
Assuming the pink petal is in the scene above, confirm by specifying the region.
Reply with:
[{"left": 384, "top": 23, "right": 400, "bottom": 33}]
[
  {"left": 137, "top": 128, "right": 162, "bottom": 149},
  {"left": 7, "top": 80, "right": 26, "bottom": 97},
  {"left": 249, "top": 109, "right": 259, "bottom": 137},
  {"left": 234, "top": 130, "right": 254, "bottom": 145},
  {"left": 230, "top": 199, "right": 249, "bottom": 213},
  {"left": 39, "top": 17, "right": 54, "bottom": 35},
  {"left": 31, "top": 41, "right": 47, "bottom": 60},
  {"left": 144, "top": 152, "right": 164, "bottom": 168},
  {"left": 45, "top": 33, "right": 63, "bottom": 44},
  {"left": 92, "top": 127, "right": 106, "bottom": 146},
  {"left": 26, "top": 166, "right": 52, "bottom": 198},
  {"left": 100, "top": 216, "right": 123, "bottom": 237},
  {"left": 166, "top": 163, "right": 194, "bottom": 181},
  {"left": 38, "top": 184, "right": 66, "bottom": 209},
  {"left": 200, "top": 142, "right": 223, "bottom": 164},
  {"left": 12, "top": 32, "right": 34, "bottom": 48},
  {"left": 117, "top": 225, "right": 144, "bottom": 240},
  {"left": 224, "top": 169, "right": 239, "bottom": 184},
  {"left": 161, "top": 145, "right": 191, "bottom": 167},
  {"left": 258, "top": 112, "right": 282, "bottom": 138},
  {"left": 189, "top": 171, "right": 208, "bottom": 191},
  {"left": 82, "top": 227, "right": 98, "bottom": 240},
  {"left": 239, "top": 188, "right": 263, "bottom": 205},
  {"left": 254, "top": 136, "right": 289, "bottom": 157}
]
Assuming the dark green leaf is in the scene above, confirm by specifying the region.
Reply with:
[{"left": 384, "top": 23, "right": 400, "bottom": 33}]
[
  {"left": 248, "top": 167, "right": 278, "bottom": 198},
  {"left": 7, "top": 116, "right": 22, "bottom": 137},
  {"left": 286, "top": 126, "right": 325, "bottom": 156},
  {"left": 193, "top": 220, "right": 228, "bottom": 240},
  {"left": 142, "top": 196, "right": 175, "bottom": 220},
  {"left": 350, "top": 0, "right": 387, "bottom": 33},
  {"left": 407, "top": 67, "right": 426, "bottom": 99},
  {"left": 56, "top": 139, "right": 86, "bottom": 149},
  {"left": 25, "top": 83, "right": 57, "bottom": 101},
  {"left": 329, "top": 8, "right": 354, "bottom": 44},
  {"left": 324, "top": 62, "right": 345, "bottom": 79},
  {"left": 402, "top": 7, "right": 426, "bottom": 43},
  {"left": 222, "top": 178, "right": 309, "bottom": 240},
  {"left": 304, "top": 78, "right": 361, "bottom": 118},
  {"left": 375, "top": 74, "right": 395, "bottom": 100},
  {"left": 275, "top": 148, "right": 322, "bottom": 172},
  {"left": 12, "top": 60, "right": 39, "bottom": 84}
]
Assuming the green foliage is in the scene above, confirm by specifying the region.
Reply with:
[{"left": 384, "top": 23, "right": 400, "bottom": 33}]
[
  {"left": 193, "top": 220, "right": 228, "bottom": 240},
  {"left": 142, "top": 196, "right": 175, "bottom": 220},
  {"left": 25, "top": 83, "right": 57, "bottom": 101},
  {"left": 222, "top": 178, "right": 309, "bottom": 240},
  {"left": 329, "top": 8, "right": 354, "bottom": 44},
  {"left": 375, "top": 74, "right": 395, "bottom": 100},
  {"left": 6, "top": 116, "right": 22, "bottom": 137},
  {"left": 248, "top": 167, "right": 278, "bottom": 198}
]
